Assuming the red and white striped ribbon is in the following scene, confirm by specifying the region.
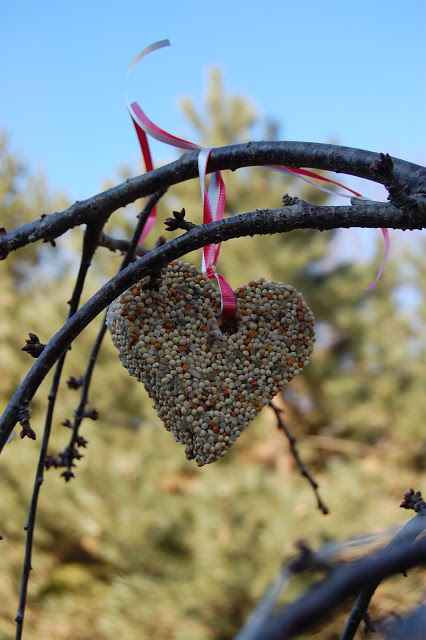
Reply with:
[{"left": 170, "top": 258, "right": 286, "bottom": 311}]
[
  {"left": 125, "top": 40, "right": 389, "bottom": 295},
  {"left": 126, "top": 40, "right": 236, "bottom": 321}
]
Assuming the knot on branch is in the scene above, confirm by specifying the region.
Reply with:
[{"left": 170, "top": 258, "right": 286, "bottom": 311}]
[
  {"left": 45, "top": 428, "right": 88, "bottom": 477},
  {"left": 21, "top": 333, "right": 45, "bottom": 359},
  {"left": 61, "top": 470, "right": 75, "bottom": 483},
  {"left": 19, "top": 422, "right": 36, "bottom": 440},
  {"left": 17, "top": 407, "right": 36, "bottom": 440},
  {"left": 370, "top": 152, "right": 394, "bottom": 179},
  {"left": 155, "top": 235, "right": 166, "bottom": 248},
  {"left": 83, "top": 408, "right": 99, "bottom": 420},
  {"left": 370, "top": 152, "right": 421, "bottom": 215},
  {"left": 66, "top": 375, "right": 84, "bottom": 390},
  {"left": 42, "top": 238, "right": 56, "bottom": 247},
  {"left": 18, "top": 414, "right": 36, "bottom": 441},
  {"left": 282, "top": 194, "right": 301, "bottom": 207},
  {"left": 401, "top": 488, "right": 426, "bottom": 512},
  {"left": 288, "top": 540, "right": 331, "bottom": 574},
  {"left": 45, "top": 444, "right": 85, "bottom": 477},
  {"left": 44, "top": 453, "right": 62, "bottom": 470},
  {"left": 164, "top": 208, "right": 196, "bottom": 232},
  {"left": 75, "top": 435, "right": 88, "bottom": 448}
]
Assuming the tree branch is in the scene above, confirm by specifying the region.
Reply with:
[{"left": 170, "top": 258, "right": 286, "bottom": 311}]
[
  {"left": 269, "top": 403, "right": 328, "bottom": 514},
  {"left": 340, "top": 498, "right": 426, "bottom": 639},
  {"left": 97, "top": 231, "right": 148, "bottom": 256},
  {"left": 53, "top": 191, "right": 165, "bottom": 476},
  {"left": 247, "top": 510, "right": 426, "bottom": 640},
  {"left": 0, "top": 142, "right": 425, "bottom": 256},
  {"left": 1, "top": 197, "right": 426, "bottom": 451},
  {"left": 14, "top": 222, "right": 104, "bottom": 638}
]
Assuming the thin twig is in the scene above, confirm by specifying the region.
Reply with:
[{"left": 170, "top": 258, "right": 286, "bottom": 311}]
[
  {"left": 14, "top": 223, "right": 103, "bottom": 639},
  {"left": 269, "top": 403, "right": 328, "bottom": 515},
  {"left": 97, "top": 231, "right": 148, "bottom": 256},
  {"left": 56, "top": 191, "right": 166, "bottom": 476}
]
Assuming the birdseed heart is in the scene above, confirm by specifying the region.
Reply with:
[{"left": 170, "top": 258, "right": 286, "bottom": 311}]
[{"left": 106, "top": 260, "right": 315, "bottom": 466}]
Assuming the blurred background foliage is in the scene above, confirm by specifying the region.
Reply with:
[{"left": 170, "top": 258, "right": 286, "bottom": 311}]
[{"left": 1, "top": 69, "right": 425, "bottom": 639}]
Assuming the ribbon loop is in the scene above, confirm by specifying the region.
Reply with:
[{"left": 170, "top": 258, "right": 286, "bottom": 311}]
[
  {"left": 126, "top": 44, "right": 236, "bottom": 321},
  {"left": 125, "top": 40, "right": 388, "bottom": 299}
]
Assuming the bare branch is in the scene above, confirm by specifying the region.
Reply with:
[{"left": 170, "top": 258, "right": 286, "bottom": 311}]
[
  {"left": 51, "top": 192, "right": 165, "bottom": 476},
  {"left": 14, "top": 222, "right": 103, "bottom": 639},
  {"left": 1, "top": 195, "right": 426, "bottom": 451},
  {"left": 340, "top": 492, "right": 426, "bottom": 640},
  {"left": 97, "top": 232, "right": 148, "bottom": 256},
  {"left": 0, "top": 142, "right": 425, "bottom": 256},
  {"left": 269, "top": 403, "right": 328, "bottom": 514},
  {"left": 245, "top": 509, "right": 426, "bottom": 640}
]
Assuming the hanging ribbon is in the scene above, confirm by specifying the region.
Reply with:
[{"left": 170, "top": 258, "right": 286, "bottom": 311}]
[
  {"left": 364, "top": 227, "right": 390, "bottom": 290},
  {"left": 125, "top": 39, "right": 389, "bottom": 296},
  {"left": 267, "top": 165, "right": 363, "bottom": 199},
  {"left": 197, "top": 148, "right": 236, "bottom": 322},
  {"left": 126, "top": 40, "right": 236, "bottom": 321},
  {"left": 129, "top": 121, "right": 156, "bottom": 242},
  {"left": 266, "top": 165, "right": 390, "bottom": 290}
]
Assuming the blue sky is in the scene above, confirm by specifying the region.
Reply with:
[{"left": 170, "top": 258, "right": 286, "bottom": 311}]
[{"left": 1, "top": 0, "right": 425, "bottom": 203}]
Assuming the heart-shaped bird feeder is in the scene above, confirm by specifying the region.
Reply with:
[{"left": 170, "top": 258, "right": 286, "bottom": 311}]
[{"left": 107, "top": 260, "right": 315, "bottom": 466}]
